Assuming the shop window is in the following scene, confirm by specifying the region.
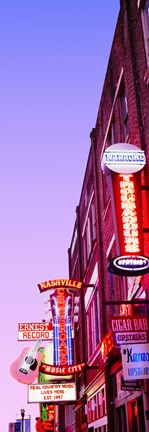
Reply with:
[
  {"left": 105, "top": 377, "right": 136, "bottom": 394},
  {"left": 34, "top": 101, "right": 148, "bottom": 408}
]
[
  {"left": 127, "top": 396, "right": 146, "bottom": 432},
  {"left": 115, "top": 405, "right": 127, "bottom": 432},
  {"left": 137, "top": 395, "right": 146, "bottom": 431}
]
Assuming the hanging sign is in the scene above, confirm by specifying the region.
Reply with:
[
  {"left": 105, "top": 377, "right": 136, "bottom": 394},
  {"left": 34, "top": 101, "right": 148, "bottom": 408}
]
[
  {"left": 38, "top": 279, "right": 82, "bottom": 293},
  {"left": 39, "top": 362, "right": 85, "bottom": 375},
  {"left": 111, "top": 315, "right": 149, "bottom": 345},
  {"left": 101, "top": 143, "right": 146, "bottom": 175},
  {"left": 101, "top": 143, "right": 149, "bottom": 276},
  {"left": 28, "top": 382, "right": 77, "bottom": 403},
  {"left": 18, "top": 323, "right": 53, "bottom": 341},
  {"left": 121, "top": 343, "right": 149, "bottom": 380}
]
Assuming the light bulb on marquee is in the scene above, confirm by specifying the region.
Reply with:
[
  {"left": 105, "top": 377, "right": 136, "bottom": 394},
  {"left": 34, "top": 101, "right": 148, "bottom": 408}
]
[
  {"left": 74, "top": 305, "right": 79, "bottom": 314},
  {"left": 74, "top": 296, "right": 80, "bottom": 304}
]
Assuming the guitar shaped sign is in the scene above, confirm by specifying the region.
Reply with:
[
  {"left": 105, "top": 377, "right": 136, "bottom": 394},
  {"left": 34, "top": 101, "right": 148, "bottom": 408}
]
[
  {"left": 50, "top": 288, "right": 74, "bottom": 366},
  {"left": 10, "top": 339, "right": 43, "bottom": 384}
]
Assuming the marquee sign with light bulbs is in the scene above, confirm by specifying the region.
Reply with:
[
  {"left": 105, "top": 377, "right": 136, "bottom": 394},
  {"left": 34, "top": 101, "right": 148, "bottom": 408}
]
[{"left": 37, "top": 278, "right": 83, "bottom": 377}]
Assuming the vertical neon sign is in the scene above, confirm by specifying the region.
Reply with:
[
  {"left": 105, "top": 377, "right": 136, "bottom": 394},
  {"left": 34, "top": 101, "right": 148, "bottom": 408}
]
[
  {"left": 50, "top": 288, "right": 73, "bottom": 366},
  {"left": 112, "top": 172, "right": 143, "bottom": 257}
]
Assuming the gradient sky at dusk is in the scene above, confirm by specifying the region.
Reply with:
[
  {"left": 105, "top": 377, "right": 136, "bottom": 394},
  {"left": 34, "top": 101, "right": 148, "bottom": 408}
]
[{"left": 0, "top": 1, "right": 119, "bottom": 431}]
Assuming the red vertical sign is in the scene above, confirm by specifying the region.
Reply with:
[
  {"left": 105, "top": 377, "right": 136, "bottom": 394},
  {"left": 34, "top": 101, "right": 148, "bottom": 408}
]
[{"left": 112, "top": 172, "right": 144, "bottom": 256}]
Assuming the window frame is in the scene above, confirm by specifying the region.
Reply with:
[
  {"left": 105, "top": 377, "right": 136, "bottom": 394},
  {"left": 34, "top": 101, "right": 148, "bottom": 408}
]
[{"left": 138, "top": 0, "right": 149, "bottom": 67}]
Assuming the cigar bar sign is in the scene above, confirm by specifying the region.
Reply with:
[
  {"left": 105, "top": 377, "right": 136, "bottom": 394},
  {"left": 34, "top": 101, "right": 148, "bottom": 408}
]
[
  {"left": 101, "top": 143, "right": 149, "bottom": 276},
  {"left": 18, "top": 323, "right": 53, "bottom": 341},
  {"left": 111, "top": 315, "right": 149, "bottom": 345},
  {"left": 28, "top": 382, "right": 76, "bottom": 403}
]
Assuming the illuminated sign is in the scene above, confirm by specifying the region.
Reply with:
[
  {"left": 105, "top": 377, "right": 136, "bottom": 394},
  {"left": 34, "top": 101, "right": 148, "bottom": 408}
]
[
  {"left": 112, "top": 172, "right": 143, "bottom": 255},
  {"left": 50, "top": 288, "right": 74, "bottom": 366},
  {"left": 38, "top": 279, "right": 83, "bottom": 293},
  {"left": 121, "top": 343, "right": 149, "bottom": 380},
  {"left": 41, "top": 404, "right": 55, "bottom": 432},
  {"left": 28, "top": 382, "right": 77, "bottom": 403},
  {"left": 39, "top": 345, "right": 53, "bottom": 384},
  {"left": 108, "top": 170, "right": 149, "bottom": 276},
  {"left": 101, "top": 144, "right": 148, "bottom": 276},
  {"left": 18, "top": 323, "right": 53, "bottom": 341},
  {"left": 111, "top": 315, "right": 149, "bottom": 345},
  {"left": 39, "top": 362, "right": 86, "bottom": 375},
  {"left": 109, "top": 255, "right": 149, "bottom": 276},
  {"left": 101, "top": 143, "right": 146, "bottom": 174},
  {"left": 101, "top": 330, "right": 114, "bottom": 362}
]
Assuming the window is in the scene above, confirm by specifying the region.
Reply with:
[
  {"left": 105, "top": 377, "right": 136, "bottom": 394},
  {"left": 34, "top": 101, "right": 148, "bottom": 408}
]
[
  {"left": 87, "top": 387, "right": 107, "bottom": 423},
  {"left": 120, "top": 87, "right": 129, "bottom": 141},
  {"left": 102, "top": 173, "right": 110, "bottom": 210},
  {"left": 144, "top": 0, "right": 149, "bottom": 33},
  {"left": 82, "top": 193, "right": 96, "bottom": 272},
  {"left": 107, "top": 118, "right": 117, "bottom": 146},
  {"left": 86, "top": 286, "right": 100, "bottom": 360},
  {"left": 139, "top": 0, "right": 149, "bottom": 66}
]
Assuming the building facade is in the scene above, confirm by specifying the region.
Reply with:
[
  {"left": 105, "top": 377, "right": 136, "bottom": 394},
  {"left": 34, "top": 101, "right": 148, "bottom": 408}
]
[{"left": 67, "top": 1, "right": 149, "bottom": 431}]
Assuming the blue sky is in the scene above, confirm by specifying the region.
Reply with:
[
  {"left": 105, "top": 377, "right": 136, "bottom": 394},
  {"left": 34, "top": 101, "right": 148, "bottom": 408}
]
[{"left": 0, "top": 1, "right": 119, "bottom": 430}]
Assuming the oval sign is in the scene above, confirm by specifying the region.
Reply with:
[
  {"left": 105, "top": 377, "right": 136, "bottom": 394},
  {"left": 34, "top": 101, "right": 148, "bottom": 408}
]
[
  {"left": 108, "top": 255, "right": 149, "bottom": 276},
  {"left": 101, "top": 143, "right": 146, "bottom": 175}
]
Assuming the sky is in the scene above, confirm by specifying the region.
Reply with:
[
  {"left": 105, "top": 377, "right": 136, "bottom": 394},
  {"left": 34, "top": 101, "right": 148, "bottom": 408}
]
[{"left": 0, "top": 1, "right": 119, "bottom": 431}]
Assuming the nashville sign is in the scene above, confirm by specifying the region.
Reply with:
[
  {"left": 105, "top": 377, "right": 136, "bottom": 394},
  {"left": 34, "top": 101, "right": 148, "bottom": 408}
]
[{"left": 38, "top": 279, "right": 83, "bottom": 293}]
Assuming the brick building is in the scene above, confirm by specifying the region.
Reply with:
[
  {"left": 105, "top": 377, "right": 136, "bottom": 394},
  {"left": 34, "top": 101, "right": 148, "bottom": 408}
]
[{"left": 66, "top": 1, "right": 149, "bottom": 431}]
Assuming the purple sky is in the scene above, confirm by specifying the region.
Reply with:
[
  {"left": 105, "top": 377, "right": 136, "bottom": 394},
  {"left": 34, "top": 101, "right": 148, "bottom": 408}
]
[{"left": 0, "top": 1, "right": 119, "bottom": 431}]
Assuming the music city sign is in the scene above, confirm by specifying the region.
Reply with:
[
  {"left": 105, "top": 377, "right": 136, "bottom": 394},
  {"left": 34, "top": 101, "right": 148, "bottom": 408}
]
[{"left": 101, "top": 143, "right": 149, "bottom": 276}]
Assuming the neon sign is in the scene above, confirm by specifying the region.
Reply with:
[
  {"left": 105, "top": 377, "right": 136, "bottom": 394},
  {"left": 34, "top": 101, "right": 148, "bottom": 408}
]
[
  {"left": 107, "top": 170, "right": 149, "bottom": 275},
  {"left": 39, "top": 362, "right": 85, "bottom": 375},
  {"left": 38, "top": 279, "right": 83, "bottom": 293},
  {"left": 113, "top": 173, "right": 143, "bottom": 255},
  {"left": 101, "top": 144, "right": 149, "bottom": 275},
  {"left": 50, "top": 288, "right": 73, "bottom": 366},
  {"left": 110, "top": 255, "right": 149, "bottom": 276},
  {"left": 101, "top": 330, "right": 114, "bottom": 362},
  {"left": 101, "top": 143, "right": 146, "bottom": 174},
  {"left": 41, "top": 404, "right": 55, "bottom": 432}
]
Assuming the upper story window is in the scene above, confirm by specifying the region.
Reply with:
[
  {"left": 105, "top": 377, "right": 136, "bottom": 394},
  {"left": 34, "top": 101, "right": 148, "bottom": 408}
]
[
  {"left": 107, "top": 117, "right": 117, "bottom": 147},
  {"left": 138, "top": 0, "right": 149, "bottom": 66},
  {"left": 82, "top": 192, "right": 96, "bottom": 273},
  {"left": 102, "top": 172, "right": 110, "bottom": 211},
  {"left": 144, "top": 0, "right": 149, "bottom": 32},
  {"left": 120, "top": 87, "right": 130, "bottom": 141},
  {"left": 86, "top": 286, "right": 100, "bottom": 360}
]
